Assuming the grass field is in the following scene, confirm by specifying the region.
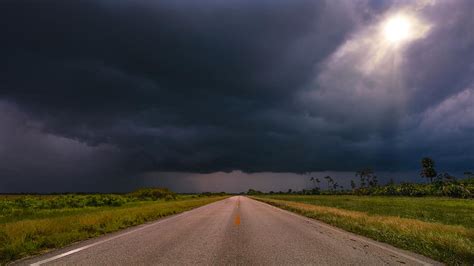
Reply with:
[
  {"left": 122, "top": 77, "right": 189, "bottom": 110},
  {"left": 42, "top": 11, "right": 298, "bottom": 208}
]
[
  {"left": 0, "top": 194, "right": 227, "bottom": 264},
  {"left": 252, "top": 195, "right": 474, "bottom": 265}
]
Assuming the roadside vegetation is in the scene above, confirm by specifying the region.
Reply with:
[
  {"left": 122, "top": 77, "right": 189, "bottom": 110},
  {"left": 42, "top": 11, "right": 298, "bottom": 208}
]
[
  {"left": 248, "top": 158, "right": 474, "bottom": 264},
  {"left": 252, "top": 195, "right": 473, "bottom": 264},
  {"left": 249, "top": 158, "right": 474, "bottom": 198},
  {"left": 0, "top": 188, "right": 227, "bottom": 264},
  {"left": 249, "top": 176, "right": 474, "bottom": 198}
]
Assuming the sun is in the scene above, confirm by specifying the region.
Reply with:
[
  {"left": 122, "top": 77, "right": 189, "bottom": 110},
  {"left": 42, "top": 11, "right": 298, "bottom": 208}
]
[
  {"left": 355, "top": 12, "right": 430, "bottom": 73},
  {"left": 383, "top": 15, "right": 412, "bottom": 44}
]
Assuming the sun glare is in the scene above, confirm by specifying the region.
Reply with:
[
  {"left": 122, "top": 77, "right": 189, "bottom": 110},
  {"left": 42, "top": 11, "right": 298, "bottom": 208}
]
[
  {"left": 383, "top": 15, "right": 412, "bottom": 44},
  {"left": 353, "top": 12, "right": 430, "bottom": 74}
]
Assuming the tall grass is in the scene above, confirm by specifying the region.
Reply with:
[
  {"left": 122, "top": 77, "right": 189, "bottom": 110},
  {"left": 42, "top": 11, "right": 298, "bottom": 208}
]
[
  {"left": 252, "top": 196, "right": 474, "bottom": 265},
  {"left": 255, "top": 195, "right": 474, "bottom": 228},
  {"left": 0, "top": 196, "right": 227, "bottom": 264}
]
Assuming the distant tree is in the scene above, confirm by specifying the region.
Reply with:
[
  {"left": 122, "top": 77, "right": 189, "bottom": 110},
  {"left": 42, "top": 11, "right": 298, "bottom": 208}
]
[
  {"left": 310, "top": 177, "right": 321, "bottom": 190},
  {"left": 356, "top": 168, "right": 376, "bottom": 188},
  {"left": 323, "top": 176, "right": 334, "bottom": 190},
  {"left": 420, "top": 157, "right": 437, "bottom": 183},
  {"left": 387, "top": 178, "right": 395, "bottom": 186},
  {"left": 436, "top": 172, "right": 456, "bottom": 183},
  {"left": 350, "top": 180, "right": 356, "bottom": 190},
  {"left": 368, "top": 175, "right": 378, "bottom": 187},
  {"left": 287, "top": 189, "right": 293, "bottom": 194},
  {"left": 247, "top": 189, "right": 263, "bottom": 195},
  {"left": 464, "top": 171, "right": 474, "bottom": 179},
  {"left": 332, "top": 181, "right": 339, "bottom": 190}
]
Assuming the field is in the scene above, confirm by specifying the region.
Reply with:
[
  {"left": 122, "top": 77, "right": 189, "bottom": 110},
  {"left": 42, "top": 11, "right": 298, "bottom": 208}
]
[
  {"left": 0, "top": 193, "right": 227, "bottom": 264},
  {"left": 252, "top": 195, "right": 474, "bottom": 265}
]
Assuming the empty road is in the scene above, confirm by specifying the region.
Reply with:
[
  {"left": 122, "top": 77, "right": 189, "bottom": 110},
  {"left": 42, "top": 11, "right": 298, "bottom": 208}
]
[{"left": 20, "top": 196, "right": 439, "bottom": 265}]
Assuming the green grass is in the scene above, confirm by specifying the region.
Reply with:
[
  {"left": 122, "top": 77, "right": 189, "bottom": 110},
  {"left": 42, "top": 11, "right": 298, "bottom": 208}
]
[
  {"left": 252, "top": 195, "right": 474, "bottom": 265},
  {"left": 0, "top": 195, "right": 227, "bottom": 264},
  {"left": 255, "top": 195, "right": 474, "bottom": 228}
]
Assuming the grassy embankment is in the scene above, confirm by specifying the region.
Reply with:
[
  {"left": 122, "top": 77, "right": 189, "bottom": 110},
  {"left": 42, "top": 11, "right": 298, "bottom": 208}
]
[
  {"left": 251, "top": 195, "right": 474, "bottom": 265},
  {"left": 0, "top": 193, "right": 227, "bottom": 264}
]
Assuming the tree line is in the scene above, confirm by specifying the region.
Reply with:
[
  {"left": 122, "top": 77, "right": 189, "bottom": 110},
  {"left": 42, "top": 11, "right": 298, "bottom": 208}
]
[{"left": 247, "top": 157, "right": 474, "bottom": 198}]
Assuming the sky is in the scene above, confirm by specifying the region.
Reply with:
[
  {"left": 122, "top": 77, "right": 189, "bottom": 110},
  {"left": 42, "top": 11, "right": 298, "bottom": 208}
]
[{"left": 1, "top": 0, "right": 473, "bottom": 193}]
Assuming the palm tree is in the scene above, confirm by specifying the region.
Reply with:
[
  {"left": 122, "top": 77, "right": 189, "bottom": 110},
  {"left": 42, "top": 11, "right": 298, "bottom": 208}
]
[{"left": 420, "top": 157, "right": 437, "bottom": 183}]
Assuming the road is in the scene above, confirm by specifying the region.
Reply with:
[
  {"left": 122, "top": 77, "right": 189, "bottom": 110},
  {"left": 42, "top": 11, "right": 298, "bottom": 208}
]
[{"left": 20, "top": 196, "right": 439, "bottom": 265}]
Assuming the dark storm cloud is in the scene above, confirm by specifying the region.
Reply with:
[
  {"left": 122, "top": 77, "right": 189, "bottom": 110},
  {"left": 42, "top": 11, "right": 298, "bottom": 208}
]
[
  {"left": 1, "top": 0, "right": 473, "bottom": 192},
  {"left": 0, "top": 101, "right": 140, "bottom": 192}
]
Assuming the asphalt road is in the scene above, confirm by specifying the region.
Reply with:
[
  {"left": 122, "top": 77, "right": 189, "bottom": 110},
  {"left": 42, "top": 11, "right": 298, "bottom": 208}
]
[{"left": 20, "top": 196, "right": 439, "bottom": 265}]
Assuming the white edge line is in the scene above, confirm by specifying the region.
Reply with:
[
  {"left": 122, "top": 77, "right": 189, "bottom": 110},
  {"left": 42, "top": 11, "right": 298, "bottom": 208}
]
[
  {"left": 30, "top": 198, "right": 230, "bottom": 266},
  {"left": 247, "top": 197, "right": 435, "bottom": 266}
]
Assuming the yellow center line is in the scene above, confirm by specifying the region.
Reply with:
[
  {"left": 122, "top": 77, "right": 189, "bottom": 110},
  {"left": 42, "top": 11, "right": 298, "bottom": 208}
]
[
  {"left": 234, "top": 214, "right": 241, "bottom": 225},
  {"left": 234, "top": 197, "right": 241, "bottom": 226}
]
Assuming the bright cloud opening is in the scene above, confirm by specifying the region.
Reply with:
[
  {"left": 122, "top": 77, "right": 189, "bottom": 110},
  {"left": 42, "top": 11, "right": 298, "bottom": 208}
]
[
  {"left": 330, "top": 10, "right": 432, "bottom": 75},
  {"left": 380, "top": 12, "right": 431, "bottom": 47},
  {"left": 383, "top": 15, "right": 412, "bottom": 44}
]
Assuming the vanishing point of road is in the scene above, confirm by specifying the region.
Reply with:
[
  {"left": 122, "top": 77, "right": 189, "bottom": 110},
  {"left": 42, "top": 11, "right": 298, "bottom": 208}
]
[{"left": 20, "top": 196, "right": 440, "bottom": 265}]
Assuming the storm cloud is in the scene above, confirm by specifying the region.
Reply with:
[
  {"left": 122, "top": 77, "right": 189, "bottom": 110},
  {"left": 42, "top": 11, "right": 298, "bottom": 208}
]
[{"left": 1, "top": 0, "right": 473, "bottom": 192}]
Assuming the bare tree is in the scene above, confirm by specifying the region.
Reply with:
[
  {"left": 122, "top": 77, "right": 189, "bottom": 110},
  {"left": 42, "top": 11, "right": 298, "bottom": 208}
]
[
  {"left": 324, "top": 176, "right": 334, "bottom": 190},
  {"left": 356, "top": 168, "right": 371, "bottom": 188}
]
